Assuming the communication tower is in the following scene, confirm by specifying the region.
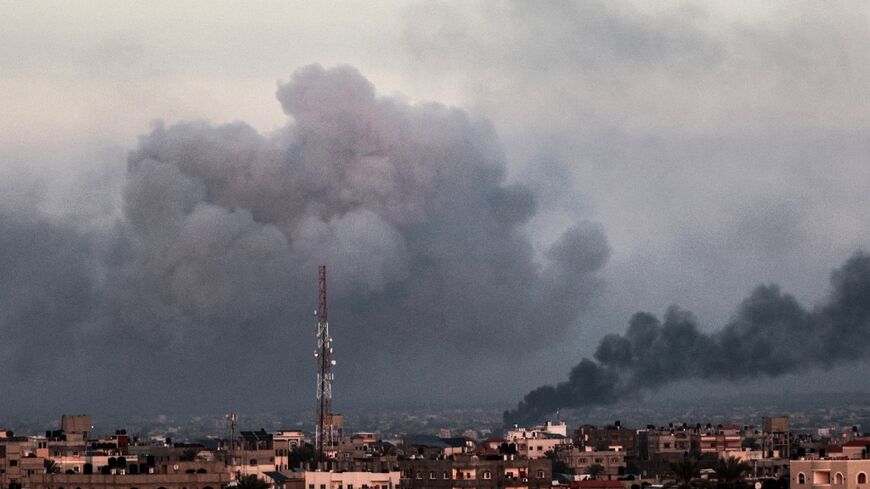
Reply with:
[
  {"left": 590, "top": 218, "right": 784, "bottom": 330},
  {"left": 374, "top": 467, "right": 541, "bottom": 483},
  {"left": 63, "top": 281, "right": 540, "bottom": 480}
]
[{"left": 314, "top": 265, "right": 336, "bottom": 466}]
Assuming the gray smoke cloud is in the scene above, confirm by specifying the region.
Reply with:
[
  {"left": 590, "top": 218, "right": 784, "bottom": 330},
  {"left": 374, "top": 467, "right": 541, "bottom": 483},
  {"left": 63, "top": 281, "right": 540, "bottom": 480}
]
[
  {"left": 0, "top": 64, "right": 610, "bottom": 414},
  {"left": 505, "top": 251, "right": 870, "bottom": 426}
]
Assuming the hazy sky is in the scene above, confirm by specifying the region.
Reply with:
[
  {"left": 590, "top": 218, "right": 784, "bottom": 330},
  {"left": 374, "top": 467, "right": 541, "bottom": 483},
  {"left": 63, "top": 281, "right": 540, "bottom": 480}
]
[{"left": 1, "top": 1, "right": 869, "bottom": 418}]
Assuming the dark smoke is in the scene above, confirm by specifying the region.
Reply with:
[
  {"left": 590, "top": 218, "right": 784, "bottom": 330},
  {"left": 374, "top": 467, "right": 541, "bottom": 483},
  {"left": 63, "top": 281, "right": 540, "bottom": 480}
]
[
  {"left": 0, "top": 64, "right": 610, "bottom": 414},
  {"left": 505, "top": 251, "right": 870, "bottom": 426}
]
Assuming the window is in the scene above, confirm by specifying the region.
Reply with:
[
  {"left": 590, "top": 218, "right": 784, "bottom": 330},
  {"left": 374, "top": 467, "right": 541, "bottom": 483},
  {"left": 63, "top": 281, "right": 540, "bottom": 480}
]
[
  {"left": 429, "top": 471, "right": 435, "bottom": 480},
  {"left": 308, "top": 485, "right": 314, "bottom": 489},
  {"left": 798, "top": 473, "right": 806, "bottom": 484},
  {"left": 443, "top": 472, "right": 449, "bottom": 480},
  {"left": 537, "top": 470, "right": 546, "bottom": 479},
  {"left": 836, "top": 473, "right": 844, "bottom": 484},
  {"left": 250, "top": 459, "right": 257, "bottom": 466},
  {"left": 10, "top": 460, "right": 17, "bottom": 467},
  {"left": 859, "top": 473, "right": 867, "bottom": 485},
  {"left": 483, "top": 471, "right": 492, "bottom": 480},
  {"left": 320, "top": 484, "right": 326, "bottom": 489},
  {"left": 415, "top": 472, "right": 422, "bottom": 480}
]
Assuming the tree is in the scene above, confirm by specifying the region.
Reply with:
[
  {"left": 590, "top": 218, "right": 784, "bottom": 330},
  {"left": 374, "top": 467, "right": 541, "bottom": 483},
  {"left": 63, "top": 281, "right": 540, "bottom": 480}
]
[
  {"left": 236, "top": 475, "right": 270, "bottom": 489},
  {"left": 288, "top": 444, "right": 316, "bottom": 469},
  {"left": 180, "top": 448, "right": 200, "bottom": 461},
  {"left": 43, "top": 460, "right": 60, "bottom": 474},
  {"left": 586, "top": 464, "right": 605, "bottom": 479},
  {"left": 499, "top": 442, "right": 518, "bottom": 456},
  {"left": 544, "top": 450, "right": 570, "bottom": 474},
  {"left": 667, "top": 459, "right": 703, "bottom": 489},
  {"left": 713, "top": 457, "right": 752, "bottom": 489}
]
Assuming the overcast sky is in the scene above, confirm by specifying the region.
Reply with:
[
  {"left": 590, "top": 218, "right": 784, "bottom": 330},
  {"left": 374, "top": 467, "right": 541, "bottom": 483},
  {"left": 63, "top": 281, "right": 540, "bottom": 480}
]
[{"left": 1, "top": 1, "right": 869, "bottom": 417}]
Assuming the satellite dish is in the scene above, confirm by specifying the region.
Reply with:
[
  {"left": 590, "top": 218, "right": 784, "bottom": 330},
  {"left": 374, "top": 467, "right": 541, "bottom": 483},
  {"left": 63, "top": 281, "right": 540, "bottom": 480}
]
[{"left": 755, "top": 482, "right": 762, "bottom": 489}]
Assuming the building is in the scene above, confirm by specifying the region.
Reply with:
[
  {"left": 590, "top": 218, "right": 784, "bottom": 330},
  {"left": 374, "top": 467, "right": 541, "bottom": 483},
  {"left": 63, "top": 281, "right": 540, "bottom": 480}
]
[
  {"left": 398, "top": 457, "right": 552, "bottom": 489},
  {"left": 763, "top": 417, "right": 790, "bottom": 459},
  {"left": 576, "top": 425, "right": 638, "bottom": 460},
  {"left": 699, "top": 426, "right": 743, "bottom": 455},
  {"left": 285, "top": 470, "right": 400, "bottom": 489},
  {"left": 504, "top": 423, "right": 570, "bottom": 459},
  {"left": 23, "top": 471, "right": 229, "bottom": 489},
  {"left": 637, "top": 428, "right": 698, "bottom": 461},
  {"left": 791, "top": 459, "right": 870, "bottom": 489},
  {"left": 274, "top": 431, "right": 306, "bottom": 471},
  {"left": 558, "top": 447, "right": 626, "bottom": 478}
]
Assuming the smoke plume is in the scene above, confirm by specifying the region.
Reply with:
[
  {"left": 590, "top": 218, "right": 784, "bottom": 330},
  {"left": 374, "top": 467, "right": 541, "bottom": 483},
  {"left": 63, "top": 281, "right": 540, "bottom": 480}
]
[
  {"left": 505, "top": 252, "right": 870, "bottom": 426},
  {"left": 0, "top": 64, "right": 610, "bottom": 413}
]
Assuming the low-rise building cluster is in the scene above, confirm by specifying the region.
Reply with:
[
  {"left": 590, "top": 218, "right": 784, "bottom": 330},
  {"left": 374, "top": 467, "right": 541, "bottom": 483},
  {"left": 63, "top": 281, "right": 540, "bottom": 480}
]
[{"left": 2, "top": 414, "right": 869, "bottom": 489}]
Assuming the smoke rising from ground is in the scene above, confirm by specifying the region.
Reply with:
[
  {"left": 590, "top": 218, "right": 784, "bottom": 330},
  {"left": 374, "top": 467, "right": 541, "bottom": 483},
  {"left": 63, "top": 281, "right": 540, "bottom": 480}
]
[
  {"left": 505, "top": 252, "right": 870, "bottom": 426},
  {"left": 0, "top": 64, "right": 610, "bottom": 414}
]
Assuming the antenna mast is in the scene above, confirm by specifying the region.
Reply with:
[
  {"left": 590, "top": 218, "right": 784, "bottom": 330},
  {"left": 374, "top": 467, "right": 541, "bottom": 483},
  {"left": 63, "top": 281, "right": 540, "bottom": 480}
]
[{"left": 314, "top": 265, "right": 335, "bottom": 467}]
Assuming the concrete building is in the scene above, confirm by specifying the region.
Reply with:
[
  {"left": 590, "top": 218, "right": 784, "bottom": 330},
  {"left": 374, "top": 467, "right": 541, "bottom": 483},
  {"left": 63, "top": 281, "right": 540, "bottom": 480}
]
[
  {"left": 558, "top": 447, "right": 626, "bottom": 478},
  {"left": 504, "top": 423, "right": 570, "bottom": 460},
  {"left": 822, "top": 440, "right": 870, "bottom": 460},
  {"left": 273, "top": 431, "right": 306, "bottom": 471},
  {"left": 61, "top": 416, "right": 92, "bottom": 443},
  {"left": 576, "top": 425, "right": 637, "bottom": 460},
  {"left": 791, "top": 459, "right": 870, "bottom": 489},
  {"left": 285, "top": 470, "right": 400, "bottom": 489},
  {"left": 699, "top": 427, "right": 743, "bottom": 455},
  {"left": 23, "top": 471, "right": 229, "bottom": 489},
  {"left": 763, "top": 417, "right": 790, "bottom": 459},
  {"left": 505, "top": 422, "right": 568, "bottom": 443},
  {"left": 227, "top": 430, "right": 277, "bottom": 479},
  {"left": 637, "top": 429, "right": 698, "bottom": 461},
  {"left": 398, "top": 457, "right": 552, "bottom": 489}
]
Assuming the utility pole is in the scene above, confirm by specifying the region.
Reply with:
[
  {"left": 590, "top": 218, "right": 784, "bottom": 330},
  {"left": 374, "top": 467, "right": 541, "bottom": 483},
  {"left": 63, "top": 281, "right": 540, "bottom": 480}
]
[{"left": 225, "top": 413, "right": 237, "bottom": 468}]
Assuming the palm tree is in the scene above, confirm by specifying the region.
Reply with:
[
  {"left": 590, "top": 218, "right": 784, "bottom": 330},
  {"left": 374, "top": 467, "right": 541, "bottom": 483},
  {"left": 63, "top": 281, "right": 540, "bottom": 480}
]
[
  {"left": 43, "top": 459, "right": 60, "bottom": 474},
  {"left": 714, "top": 457, "right": 752, "bottom": 489},
  {"left": 667, "top": 459, "right": 703, "bottom": 489},
  {"left": 236, "top": 475, "right": 270, "bottom": 489}
]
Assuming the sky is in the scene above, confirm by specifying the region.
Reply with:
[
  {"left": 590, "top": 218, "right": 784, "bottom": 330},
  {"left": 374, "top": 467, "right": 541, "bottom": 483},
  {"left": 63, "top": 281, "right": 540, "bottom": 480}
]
[{"left": 1, "top": 1, "right": 869, "bottom": 418}]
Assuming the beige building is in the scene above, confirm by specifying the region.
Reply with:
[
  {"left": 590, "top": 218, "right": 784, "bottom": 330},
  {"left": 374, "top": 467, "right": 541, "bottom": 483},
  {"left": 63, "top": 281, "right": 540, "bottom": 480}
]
[
  {"left": 559, "top": 447, "right": 626, "bottom": 478},
  {"left": 23, "top": 471, "right": 229, "bottom": 489},
  {"left": 505, "top": 423, "right": 570, "bottom": 460},
  {"left": 791, "top": 459, "right": 870, "bottom": 489},
  {"left": 287, "top": 470, "right": 399, "bottom": 489},
  {"left": 699, "top": 433, "right": 742, "bottom": 455},
  {"left": 273, "top": 431, "right": 306, "bottom": 471}
]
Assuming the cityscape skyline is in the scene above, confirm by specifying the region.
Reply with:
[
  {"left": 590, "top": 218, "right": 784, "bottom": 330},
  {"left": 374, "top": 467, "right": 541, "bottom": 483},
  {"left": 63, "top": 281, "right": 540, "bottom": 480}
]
[{"left": 1, "top": 1, "right": 869, "bottom": 422}]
